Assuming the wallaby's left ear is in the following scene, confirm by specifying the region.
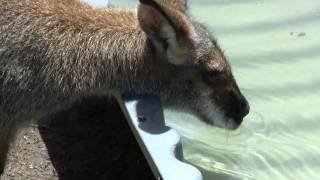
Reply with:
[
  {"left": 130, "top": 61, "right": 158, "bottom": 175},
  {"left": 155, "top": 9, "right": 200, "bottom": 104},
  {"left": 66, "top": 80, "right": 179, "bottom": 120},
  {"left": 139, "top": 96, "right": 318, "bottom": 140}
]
[{"left": 138, "top": 0, "right": 196, "bottom": 65}]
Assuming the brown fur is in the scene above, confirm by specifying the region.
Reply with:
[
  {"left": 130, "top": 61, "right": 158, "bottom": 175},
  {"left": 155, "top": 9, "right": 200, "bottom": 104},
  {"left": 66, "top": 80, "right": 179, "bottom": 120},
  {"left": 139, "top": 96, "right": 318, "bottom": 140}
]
[{"left": 0, "top": 0, "right": 249, "bottom": 173}]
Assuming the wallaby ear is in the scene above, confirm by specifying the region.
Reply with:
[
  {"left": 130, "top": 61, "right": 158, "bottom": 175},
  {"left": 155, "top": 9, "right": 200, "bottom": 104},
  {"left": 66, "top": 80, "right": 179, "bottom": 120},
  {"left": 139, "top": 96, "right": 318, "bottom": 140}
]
[{"left": 138, "top": 0, "right": 196, "bottom": 65}]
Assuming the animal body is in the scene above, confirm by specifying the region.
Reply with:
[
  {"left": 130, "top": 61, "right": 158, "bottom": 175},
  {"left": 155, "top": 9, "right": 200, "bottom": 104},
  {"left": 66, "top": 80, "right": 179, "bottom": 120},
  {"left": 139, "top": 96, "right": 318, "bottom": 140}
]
[{"left": 0, "top": 0, "right": 249, "bottom": 174}]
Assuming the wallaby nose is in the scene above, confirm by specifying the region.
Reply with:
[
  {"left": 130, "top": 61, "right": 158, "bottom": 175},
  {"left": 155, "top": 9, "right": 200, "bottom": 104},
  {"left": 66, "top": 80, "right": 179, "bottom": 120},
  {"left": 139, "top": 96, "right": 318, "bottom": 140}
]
[{"left": 239, "top": 98, "right": 250, "bottom": 118}]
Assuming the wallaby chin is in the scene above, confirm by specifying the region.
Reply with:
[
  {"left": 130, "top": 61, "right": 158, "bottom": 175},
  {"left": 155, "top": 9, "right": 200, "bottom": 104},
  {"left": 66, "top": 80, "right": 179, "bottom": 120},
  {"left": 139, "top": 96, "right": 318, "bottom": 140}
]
[{"left": 0, "top": 0, "right": 249, "bottom": 174}]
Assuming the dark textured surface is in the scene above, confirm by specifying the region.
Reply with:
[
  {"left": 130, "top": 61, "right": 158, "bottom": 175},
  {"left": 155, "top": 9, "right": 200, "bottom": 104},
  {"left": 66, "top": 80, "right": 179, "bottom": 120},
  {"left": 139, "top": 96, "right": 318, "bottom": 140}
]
[{"left": 4, "top": 97, "right": 155, "bottom": 180}]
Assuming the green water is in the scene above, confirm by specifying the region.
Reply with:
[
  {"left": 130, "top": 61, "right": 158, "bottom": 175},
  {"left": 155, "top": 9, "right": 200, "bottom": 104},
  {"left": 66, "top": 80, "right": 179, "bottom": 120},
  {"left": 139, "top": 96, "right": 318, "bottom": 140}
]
[{"left": 113, "top": 0, "right": 320, "bottom": 179}]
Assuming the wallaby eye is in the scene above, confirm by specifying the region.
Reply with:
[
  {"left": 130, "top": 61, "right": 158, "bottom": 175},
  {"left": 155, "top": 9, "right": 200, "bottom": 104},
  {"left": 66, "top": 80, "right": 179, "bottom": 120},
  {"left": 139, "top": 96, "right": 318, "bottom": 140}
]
[{"left": 203, "top": 71, "right": 223, "bottom": 86}]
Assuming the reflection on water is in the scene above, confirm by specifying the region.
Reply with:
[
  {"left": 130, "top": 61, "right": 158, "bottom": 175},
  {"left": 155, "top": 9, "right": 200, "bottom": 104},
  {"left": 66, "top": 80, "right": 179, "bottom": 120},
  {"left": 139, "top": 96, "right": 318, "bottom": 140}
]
[{"left": 111, "top": 0, "right": 320, "bottom": 179}]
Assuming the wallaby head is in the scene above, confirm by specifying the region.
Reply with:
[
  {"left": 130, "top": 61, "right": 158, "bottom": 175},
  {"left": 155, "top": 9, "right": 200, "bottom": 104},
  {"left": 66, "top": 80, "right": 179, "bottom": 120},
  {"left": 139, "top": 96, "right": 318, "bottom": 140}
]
[{"left": 137, "top": 0, "right": 249, "bottom": 129}]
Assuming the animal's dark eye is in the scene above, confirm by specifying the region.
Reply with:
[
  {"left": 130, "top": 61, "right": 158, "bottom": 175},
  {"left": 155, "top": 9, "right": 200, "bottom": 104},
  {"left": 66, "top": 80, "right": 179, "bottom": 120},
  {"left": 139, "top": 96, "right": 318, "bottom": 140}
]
[{"left": 203, "top": 71, "right": 223, "bottom": 85}]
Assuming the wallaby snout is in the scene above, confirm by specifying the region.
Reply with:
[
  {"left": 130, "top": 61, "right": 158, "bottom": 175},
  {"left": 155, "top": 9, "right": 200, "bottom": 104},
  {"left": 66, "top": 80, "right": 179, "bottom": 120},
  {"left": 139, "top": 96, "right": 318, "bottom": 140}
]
[
  {"left": 223, "top": 90, "right": 250, "bottom": 128},
  {"left": 238, "top": 94, "right": 250, "bottom": 120}
]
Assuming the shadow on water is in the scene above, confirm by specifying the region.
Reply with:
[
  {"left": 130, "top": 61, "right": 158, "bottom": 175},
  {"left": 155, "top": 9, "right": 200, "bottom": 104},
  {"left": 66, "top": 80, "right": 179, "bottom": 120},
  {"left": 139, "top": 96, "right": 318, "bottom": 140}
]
[
  {"left": 210, "top": 11, "right": 320, "bottom": 34},
  {"left": 243, "top": 79, "right": 320, "bottom": 101},
  {"left": 232, "top": 46, "right": 320, "bottom": 68},
  {"left": 194, "top": 0, "right": 261, "bottom": 6},
  {"left": 38, "top": 97, "right": 154, "bottom": 180},
  {"left": 285, "top": 115, "right": 320, "bottom": 132},
  {"left": 256, "top": 80, "right": 320, "bottom": 96}
]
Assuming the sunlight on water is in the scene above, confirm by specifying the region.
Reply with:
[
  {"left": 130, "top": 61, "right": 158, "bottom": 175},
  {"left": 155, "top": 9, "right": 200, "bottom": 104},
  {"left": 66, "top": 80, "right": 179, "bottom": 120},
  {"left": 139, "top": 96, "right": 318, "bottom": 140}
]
[{"left": 111, "top": 0, "right": 320, "bottom": 179}]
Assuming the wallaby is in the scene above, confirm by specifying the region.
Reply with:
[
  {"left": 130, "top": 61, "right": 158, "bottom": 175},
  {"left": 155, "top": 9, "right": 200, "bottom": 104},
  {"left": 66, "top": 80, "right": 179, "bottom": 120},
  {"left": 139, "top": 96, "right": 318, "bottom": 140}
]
[{"left": 0, "top": 0, "right": 250, "bottom": 174}]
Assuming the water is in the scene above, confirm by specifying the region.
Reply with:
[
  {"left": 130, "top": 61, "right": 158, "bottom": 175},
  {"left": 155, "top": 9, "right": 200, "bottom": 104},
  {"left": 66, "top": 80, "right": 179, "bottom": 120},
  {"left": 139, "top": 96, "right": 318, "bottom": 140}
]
[{"left": 111, "top": 0, "right": 320, "bottom": 179}]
